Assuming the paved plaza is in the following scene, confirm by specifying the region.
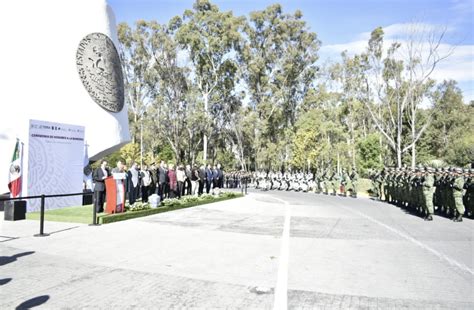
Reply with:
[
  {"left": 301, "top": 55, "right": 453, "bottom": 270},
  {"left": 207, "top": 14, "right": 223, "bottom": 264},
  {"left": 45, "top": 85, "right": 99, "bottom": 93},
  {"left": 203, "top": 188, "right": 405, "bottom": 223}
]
[{"left": 1, "top": 190, "right": 473, "bottom": 309}]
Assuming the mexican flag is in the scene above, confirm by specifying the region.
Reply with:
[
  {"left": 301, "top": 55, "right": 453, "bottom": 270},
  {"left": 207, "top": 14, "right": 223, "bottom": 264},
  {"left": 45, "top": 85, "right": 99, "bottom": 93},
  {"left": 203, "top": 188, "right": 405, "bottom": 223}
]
[{"left": 8, "top": 139, "right": 23, "bottom": 198}]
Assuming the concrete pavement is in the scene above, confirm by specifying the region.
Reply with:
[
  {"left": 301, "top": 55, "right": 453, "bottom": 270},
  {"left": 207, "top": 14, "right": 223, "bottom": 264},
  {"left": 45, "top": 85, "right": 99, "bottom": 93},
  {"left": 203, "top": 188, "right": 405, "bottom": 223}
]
[{"left": 1, "top": 190, "right": 473, "bottom": 309}]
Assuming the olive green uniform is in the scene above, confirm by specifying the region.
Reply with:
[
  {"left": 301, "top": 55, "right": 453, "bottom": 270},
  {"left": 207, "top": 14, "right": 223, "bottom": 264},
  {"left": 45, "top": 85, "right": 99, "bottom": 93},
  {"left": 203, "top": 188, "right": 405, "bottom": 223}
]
[
  {"left": 453, "top": 175, "right": 465, "bottom": 216},
  {"left": 422, "top": 173, "right": 434, "bottom": 215},
  {"left": 350, "top": 170, "right": 359, "bottom": 197}
]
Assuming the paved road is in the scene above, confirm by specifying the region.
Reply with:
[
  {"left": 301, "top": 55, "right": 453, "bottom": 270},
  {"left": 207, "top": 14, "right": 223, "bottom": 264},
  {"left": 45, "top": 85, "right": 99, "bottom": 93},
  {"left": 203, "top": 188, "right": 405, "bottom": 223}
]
[{"left": 1, "top": 190, "right": 473, "bottom": 309}]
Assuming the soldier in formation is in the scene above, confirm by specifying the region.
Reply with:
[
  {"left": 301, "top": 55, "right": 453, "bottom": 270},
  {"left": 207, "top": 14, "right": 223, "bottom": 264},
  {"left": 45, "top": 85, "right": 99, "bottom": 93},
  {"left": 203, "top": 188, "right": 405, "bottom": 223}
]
[
  {"left": 223, "top": 171, "right": 252, "bottom": 189},
  {"left": 250, "top": 167, "right": 360, "bottom": 198},
  {"left": 371, "top": 166, "right": 472, "bottom": 222}
]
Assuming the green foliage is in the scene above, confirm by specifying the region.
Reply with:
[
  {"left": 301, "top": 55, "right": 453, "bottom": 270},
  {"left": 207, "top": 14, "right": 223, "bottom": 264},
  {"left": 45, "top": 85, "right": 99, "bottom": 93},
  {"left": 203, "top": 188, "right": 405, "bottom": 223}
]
[
  {"left": 120, "top": 143, "right": 141, "bottom": 165},
  {"left": 423, "top": 80, "right": 474, "bottom": 167},
  {"left": 357, "top": 133, "right": 383, "bottom": 175},
  {"left": 215, "top": 148, "right": 237, "bottom": 170},
  {"left": 156, "top": 144, "right": 176, "bottom": 164},
  {"left": 115, "top": 2, "right": 468, "bottom": 172}
]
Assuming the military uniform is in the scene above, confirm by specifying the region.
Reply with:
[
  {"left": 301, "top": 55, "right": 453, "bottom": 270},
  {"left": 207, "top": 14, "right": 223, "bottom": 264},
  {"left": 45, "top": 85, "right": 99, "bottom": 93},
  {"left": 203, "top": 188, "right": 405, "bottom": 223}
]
[
  {"left": 464, "top": 169, "right": 473, "bottom": 217},
  {"left": 452, "top": 168, "right": 465, "bottom": 222},
  {"left": 340, "top": 170, "right": 349, "bottom": 196},
  {"left": 422, "top": 167, "right": 435, "bottom": 221},
  {"left": 349, "top": 168, "right": 359, "bottom": 198},
  {"left": 330, "top": 172, "right": 338, "bottom": 196}
]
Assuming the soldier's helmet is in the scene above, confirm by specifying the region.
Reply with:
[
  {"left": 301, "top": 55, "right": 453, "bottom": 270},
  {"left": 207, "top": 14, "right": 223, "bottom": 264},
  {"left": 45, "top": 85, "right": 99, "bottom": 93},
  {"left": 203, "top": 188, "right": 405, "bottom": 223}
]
[
  {"left": 427, "top": 167, "right": 434, "bottom": 173},
  {"left": 455, "top": 167, "right": 463, "bottom": 173}
]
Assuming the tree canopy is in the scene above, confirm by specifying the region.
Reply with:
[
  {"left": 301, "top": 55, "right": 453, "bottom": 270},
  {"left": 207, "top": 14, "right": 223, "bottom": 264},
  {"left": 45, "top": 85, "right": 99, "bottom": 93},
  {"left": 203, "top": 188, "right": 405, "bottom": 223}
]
[{"left": 106, "top": 0, "right": 473, "bottom": 174}]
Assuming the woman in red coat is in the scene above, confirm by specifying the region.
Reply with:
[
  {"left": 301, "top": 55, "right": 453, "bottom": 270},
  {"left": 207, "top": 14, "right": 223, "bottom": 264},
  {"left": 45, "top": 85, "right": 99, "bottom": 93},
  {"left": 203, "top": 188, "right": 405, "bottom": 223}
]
[{"left": 167, "top": 164, "right": 177, "bottom": 198}]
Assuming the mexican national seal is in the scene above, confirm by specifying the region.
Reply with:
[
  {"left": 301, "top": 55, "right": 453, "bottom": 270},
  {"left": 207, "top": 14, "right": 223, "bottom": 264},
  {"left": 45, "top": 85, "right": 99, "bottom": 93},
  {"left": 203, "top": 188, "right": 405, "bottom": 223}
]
[{"left": 76, "top": 33, "right": 124, "bottom": 113}]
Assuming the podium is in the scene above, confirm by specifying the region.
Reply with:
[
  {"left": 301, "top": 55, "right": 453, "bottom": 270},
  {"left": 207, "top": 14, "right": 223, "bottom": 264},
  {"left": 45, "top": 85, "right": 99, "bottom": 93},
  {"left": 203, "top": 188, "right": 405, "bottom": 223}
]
[{"left": 105, "top": 173, "right": 126, "bottom": 214}]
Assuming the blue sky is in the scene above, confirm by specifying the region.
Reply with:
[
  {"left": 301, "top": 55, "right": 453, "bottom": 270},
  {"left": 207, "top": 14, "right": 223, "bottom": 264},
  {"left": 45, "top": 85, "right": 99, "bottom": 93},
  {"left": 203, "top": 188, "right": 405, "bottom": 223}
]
[{"left": 109, "top": 0, "right": 474, "bottom": 102}]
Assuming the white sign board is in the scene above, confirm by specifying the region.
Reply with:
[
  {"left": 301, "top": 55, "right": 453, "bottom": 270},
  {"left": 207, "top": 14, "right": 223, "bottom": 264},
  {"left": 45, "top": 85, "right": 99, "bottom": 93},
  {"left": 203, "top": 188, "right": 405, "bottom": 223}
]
[{"left": 27, "top": 119, "right": 85, "bottom": 212}]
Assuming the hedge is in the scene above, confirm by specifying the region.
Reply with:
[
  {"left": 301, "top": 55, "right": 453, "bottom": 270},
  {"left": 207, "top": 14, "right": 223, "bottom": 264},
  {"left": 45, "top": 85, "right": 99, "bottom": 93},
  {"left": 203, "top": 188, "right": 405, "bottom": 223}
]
[{"left": 98, "top": 193, "right": 243, "bottom": 224}]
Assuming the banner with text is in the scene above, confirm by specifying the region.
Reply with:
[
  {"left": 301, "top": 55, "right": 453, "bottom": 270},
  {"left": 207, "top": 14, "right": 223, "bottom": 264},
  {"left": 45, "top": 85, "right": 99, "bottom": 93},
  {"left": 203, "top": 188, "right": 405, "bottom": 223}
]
[{"left": 27, "top": 119, "right": 85, "bottom": 212}]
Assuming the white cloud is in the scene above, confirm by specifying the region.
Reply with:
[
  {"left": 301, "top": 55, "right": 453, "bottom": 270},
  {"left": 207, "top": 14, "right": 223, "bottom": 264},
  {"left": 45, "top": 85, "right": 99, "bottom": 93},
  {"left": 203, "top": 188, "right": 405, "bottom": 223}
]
[
  {"left": 356, "top": 22, "right": 454, "bottom": 41},
  {"left": 451, "top": 0, "right": 474, "bottom": 14},
  {"left": 320, "top": 22, "right": 474, "bottom": 86},
  {"left": 320, "top": 40, "right": 367, "bottom": 57}
]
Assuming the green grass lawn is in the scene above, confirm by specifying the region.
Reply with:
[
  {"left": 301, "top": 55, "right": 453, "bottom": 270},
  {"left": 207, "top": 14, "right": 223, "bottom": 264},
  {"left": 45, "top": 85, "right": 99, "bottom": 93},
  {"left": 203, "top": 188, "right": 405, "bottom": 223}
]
[
  {"left": 26, "top": 193, "right": 243, "bottom": 224},
  {"left": 26, "top": 204, "right": 104, "bottom": 224}
]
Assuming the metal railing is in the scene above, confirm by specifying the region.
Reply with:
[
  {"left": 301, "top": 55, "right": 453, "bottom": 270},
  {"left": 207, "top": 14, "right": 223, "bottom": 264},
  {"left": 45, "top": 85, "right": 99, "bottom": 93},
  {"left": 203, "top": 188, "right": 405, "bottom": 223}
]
[{"left": 0, "top": 192, "right": 94, "bottom": 237}]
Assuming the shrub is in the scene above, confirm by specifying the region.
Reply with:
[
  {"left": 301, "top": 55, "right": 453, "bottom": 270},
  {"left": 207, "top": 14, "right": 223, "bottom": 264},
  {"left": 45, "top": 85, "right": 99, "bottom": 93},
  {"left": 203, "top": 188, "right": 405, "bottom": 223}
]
[
  {"left": 127, "top": 201, "right": 151, "bottom": 212},
  {"left": 219, "top": 191, "right": 238, "bottom": 198},
  {"left": 180, "top": 196, "right": 200, "bottom": 204},
  {"left": 161, "top": 198, "right": 183, "bottom": 208},
  {"left": 99, "top": 193, "right": 244, "bottom": 224},
  {"left": 199, "top": 194, "right": 214, "bottom": 201}
]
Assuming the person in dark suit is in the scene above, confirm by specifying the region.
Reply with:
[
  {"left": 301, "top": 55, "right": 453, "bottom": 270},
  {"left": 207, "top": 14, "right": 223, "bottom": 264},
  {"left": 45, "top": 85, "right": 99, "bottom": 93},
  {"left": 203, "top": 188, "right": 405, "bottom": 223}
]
[
  {"left": 127, "top": 162, "right": 139, "bottom": 205},
  {"left": 198, "top": 164, "right": 206, "bottom": 196},
  {"left": 185, "top": 164, "right": 192, "bottom": 196},
  {"left": 205, "top": 164, "right": 213, "bottom": 194},
  {"left": 92, "top": 160, "right": 109, "bottom": 213},
  {"left": 212, "top": 165, "right": 219, "bottom": 191},
  {"left": 150, "top": 163, "right": 158, "bottom": 195},
  {"left": 217, "top": 164, "right": 224, "bottom": 188},
  {"left": 158, "top": 161, "right": 168, "bottom": 201}
]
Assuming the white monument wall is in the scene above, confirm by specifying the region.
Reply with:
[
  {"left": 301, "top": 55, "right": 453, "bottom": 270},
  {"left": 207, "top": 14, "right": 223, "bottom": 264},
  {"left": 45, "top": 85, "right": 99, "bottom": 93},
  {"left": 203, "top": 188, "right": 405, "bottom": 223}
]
[{"left": 0, "top": 0, "right": 130, "bottom": 194}]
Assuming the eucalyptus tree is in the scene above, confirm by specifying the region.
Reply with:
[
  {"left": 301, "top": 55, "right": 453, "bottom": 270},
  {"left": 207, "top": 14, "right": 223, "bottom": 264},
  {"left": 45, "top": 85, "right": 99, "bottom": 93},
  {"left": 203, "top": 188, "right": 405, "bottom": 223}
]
[
  {"left": 175, "top": 0, "right": 245, "bottom": 163},
  {"left": 359, "top": 25, "right": 452, "bottom": 167},
  {"left": 241, "top": 4, "right": 320, "bottom": 169},
  {"left": 425, "top": 80, "right": 474, "bottom": 166},
  {"left": 142, "top": 20, "right": 191, "bottom": 163},
  {"left": 117, "top": 21, "right": 155, "bottom": 147},
  {"left": 331, "top": 52, "right": 371, "bottom": 168}
]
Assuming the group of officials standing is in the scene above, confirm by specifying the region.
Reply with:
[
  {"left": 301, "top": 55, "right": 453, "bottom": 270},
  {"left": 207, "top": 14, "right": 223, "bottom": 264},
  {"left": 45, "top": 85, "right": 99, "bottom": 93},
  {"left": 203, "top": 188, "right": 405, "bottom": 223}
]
[
  {"left": 92, "top": 160, "right": 225, "bottom": 213},
  {"left": 370, "top": 166, "right": 473, "bottom": 222}
]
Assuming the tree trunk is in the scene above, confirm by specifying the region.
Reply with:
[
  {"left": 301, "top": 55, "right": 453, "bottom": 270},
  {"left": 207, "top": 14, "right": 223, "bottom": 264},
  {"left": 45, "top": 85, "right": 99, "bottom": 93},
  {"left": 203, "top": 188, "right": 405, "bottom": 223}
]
[
  {"left": 203, "top": 92, "right": 209, "bottom": 163},
  {"left": 396, "top": 143, "right": 402, "bottom": 168},
  {"left": 410, "top": 105, "right": 417, "bottom": 169},
  {"left": 140, "top": 119, "right": 143, "bottom": 167}
]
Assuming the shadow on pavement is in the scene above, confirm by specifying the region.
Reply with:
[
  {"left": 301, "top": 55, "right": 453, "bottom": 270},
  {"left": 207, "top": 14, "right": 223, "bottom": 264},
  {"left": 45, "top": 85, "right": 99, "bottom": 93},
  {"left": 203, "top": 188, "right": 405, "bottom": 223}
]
[
  {"left": 0, "top": 278, "right": 12, "bottom": 285},
  {"left": 0, "top": 251, "right": 35, "bottom": 266},
  {"left": 48, "top": 226, "right": 81, "bottom": 235},
  {"left": 15, "top": 295, "right": 50, "bottom": 309}
]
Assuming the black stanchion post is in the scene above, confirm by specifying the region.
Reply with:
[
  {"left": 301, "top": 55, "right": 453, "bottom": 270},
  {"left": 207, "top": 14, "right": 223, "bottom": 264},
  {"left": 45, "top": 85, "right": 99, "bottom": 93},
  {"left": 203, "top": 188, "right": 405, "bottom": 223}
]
[
  {"left": 34, "top": 195, "right": 49, "bottom": 237},
  {"left": 89, "top": 193, "right": 100, "bottom": 226},
  {"left": 245, "top": 178, "right": 248, "bottom": 195}
]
